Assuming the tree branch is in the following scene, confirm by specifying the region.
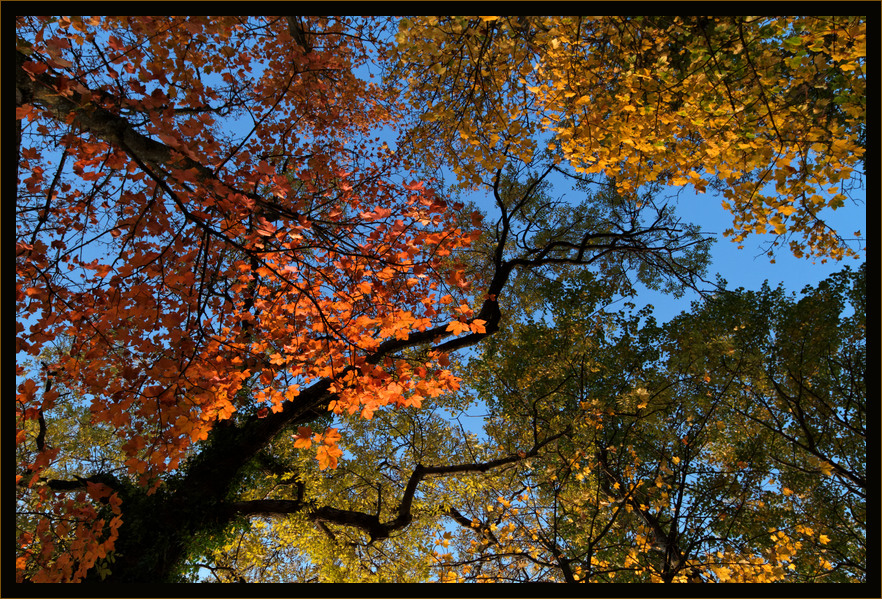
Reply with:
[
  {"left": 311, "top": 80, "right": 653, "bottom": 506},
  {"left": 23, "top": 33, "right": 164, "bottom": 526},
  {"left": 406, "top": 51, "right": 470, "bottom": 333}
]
[{"left": 221, "top": 427, "right": 570, "bottom": 542}]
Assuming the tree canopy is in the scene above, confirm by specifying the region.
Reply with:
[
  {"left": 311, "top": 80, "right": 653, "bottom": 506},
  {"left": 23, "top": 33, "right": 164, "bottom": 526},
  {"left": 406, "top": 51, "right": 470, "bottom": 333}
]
[{"left": 15, "top": 15, "right": 866, "bottom": 585}]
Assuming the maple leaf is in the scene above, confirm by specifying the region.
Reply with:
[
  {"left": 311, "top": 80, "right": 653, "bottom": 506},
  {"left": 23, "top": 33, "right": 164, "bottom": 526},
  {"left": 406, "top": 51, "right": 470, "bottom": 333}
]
[
  {"left": 255, "top": 219, "right": 277, "bottom": 237},
  {"left": 446, "top": 320, "right": 469, "bottom": 335},
  {"left": 14, "top": 15, "right": 866, "bottom": 584},
  {"left": 293, "top": 427, "right": 313, "bottom": 449},
  {"left": 317, "top": 443, "right": 343, "bottom": 470},
  {"left": 469, "top": 319, "right": 487, "bottom": 334},
  {"left": 322, "top": 427, "right": 342, "bottom": 446},
  {"left": 446, "top": 269, "right": 469, "bottom": 290}
]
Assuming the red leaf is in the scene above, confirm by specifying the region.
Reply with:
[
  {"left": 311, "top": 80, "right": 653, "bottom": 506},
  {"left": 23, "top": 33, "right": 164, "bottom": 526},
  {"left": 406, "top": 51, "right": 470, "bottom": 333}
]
[{"left": 21, "top": 61, "right": 48, "bottom": 76}]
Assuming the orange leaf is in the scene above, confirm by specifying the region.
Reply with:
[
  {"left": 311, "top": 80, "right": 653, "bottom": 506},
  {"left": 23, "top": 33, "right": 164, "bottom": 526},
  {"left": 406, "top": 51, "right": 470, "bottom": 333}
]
[
  {"left": 293, "top": 426, "right": 313, "bottom": 448},
  {"left": 446, "top": 320, "right": 469, "bottom": 335},
  {"left": 317, "top": 444, "right": 342, "bottom": 470},
  {"left": 469, "top": 319, "right": 487, "bottom": 334},
  {"left": 322, "top": 427, "right": 342, "bottom": 445}
]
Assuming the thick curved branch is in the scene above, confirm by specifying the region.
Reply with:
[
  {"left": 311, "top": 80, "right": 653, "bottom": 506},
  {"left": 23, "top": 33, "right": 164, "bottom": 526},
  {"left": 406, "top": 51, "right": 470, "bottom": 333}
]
[
  {"left": 221, "top": 426, "right": 571, "bottom": 541},
  {"left": 16, "top": 472, "right": 122, "bottom": 494},
  {"left": 15, "top": 50, "right": 292, "bottom": 222},
  {"left": 17, "top": 51, "right": 213, "bottom": 179},
  {"left": 18, "top": 47, "right": 716, "bottom": 566}
]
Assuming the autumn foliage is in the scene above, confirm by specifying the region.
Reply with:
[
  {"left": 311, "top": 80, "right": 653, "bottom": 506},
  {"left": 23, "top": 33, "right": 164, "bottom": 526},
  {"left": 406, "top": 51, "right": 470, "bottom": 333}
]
[
  {"left": 16, "top": 15, "right": 478, "bottom": 582},
  {"left": 15, "top": 16, "right": 865, "bottom": 584},
  {"left": 392, "top": 16, "right": 865, "bottom": 260}
]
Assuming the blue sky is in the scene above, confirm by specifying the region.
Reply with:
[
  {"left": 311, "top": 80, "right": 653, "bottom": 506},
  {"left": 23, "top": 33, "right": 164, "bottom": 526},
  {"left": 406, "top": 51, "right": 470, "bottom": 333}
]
[
  {"left": 635, "top": 184, "right": 866, "bottom": 323},
  {"left": 455, "top": 165, "right": 866, "bottom": 325},
  {"left": 447, "top": 170, "right": 866, "bottom": 438},
  {"left": 17, "top": 17, "right": 867, "bottom": 581},
  {"left": 18, "top": 15, "right": 867, "bottom": 418}
]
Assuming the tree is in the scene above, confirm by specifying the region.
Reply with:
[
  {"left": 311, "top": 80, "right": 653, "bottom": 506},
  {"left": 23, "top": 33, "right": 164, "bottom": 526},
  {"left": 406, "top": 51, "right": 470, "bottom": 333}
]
[
  {"left": 15, "top": 15, "right": 865, "bottom": 584},
  {"left": 390, "top": 16, "right": 866, "bottom": 261},
  {"left": 15, "top": 14, "right": 478, "bottom": 582},
  {"left": 417, "top": 264, "right": 866, "bottom": 584}
]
